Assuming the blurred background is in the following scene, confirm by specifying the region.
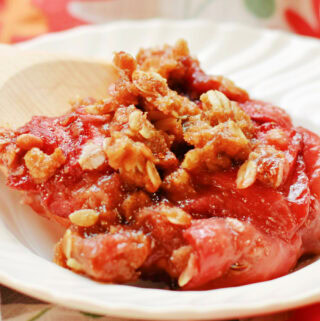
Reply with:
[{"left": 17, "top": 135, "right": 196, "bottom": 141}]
[{"left": 0, "top": 0, "right": 319, "bottom": 44}]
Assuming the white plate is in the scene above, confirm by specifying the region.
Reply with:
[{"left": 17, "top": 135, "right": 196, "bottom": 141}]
[{"left": 1, "top": 20, "right": 320, "bottom": 320}]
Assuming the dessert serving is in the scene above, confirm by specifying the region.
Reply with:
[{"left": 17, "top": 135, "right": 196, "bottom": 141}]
[{"left": 0, "top": 40, "right": 319, "bottom": 290}]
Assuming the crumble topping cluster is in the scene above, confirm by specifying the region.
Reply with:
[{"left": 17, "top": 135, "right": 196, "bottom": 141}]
[{"left": 0, "top": 40, "right": 292, "bottom": 285}]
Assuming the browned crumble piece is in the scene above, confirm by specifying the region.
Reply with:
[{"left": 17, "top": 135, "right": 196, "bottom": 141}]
[
  {"left": 132, "top": 70, "right": 200, "bottom": 117},
  {"left": 16, "top": 133, "right": 43, "bottom": 150},
  {"left": 237, "top": 145, "right": 288, "bottom": 189},
  {"left": 210, "top": 75, "right": 249, "bottom": 103},
  {"left": 200, "top": 90, "right": 255, "bottom": 138},
  {"left": 74, "top": 173, "right": 123, "bottom": 220},
  {"left": 86, "top": 52, "right": 139, "bottom": 115},
  {"left": 121, "top": 190, "right": 152, "bottom": 221},
  {"left": 153, "top": 117, "right": 184, "bottom": 143},
  {"left": 137, "top": 39, "right": 249, "bottom": 103},
  {"left": 136, "top": 39, "right": 190, "bottom": 79},
  {"left": 135, "top": 203, "right": 192, "bottom": 279},
  {"left": 183, "top": 114, "right": 217, "bottom": 148},
  {"left": 169, "top": 245, "right": 193, "bottom": 278},
  {"left": 162, "top": 168, "right": 196, "bottom": 201},
  {"left": 182, "top": 120, "right": 250, "bottom": 173},
  {"left": 103, "top": 134, "right": 161, "bottom": 193},
  {"left": 113, "top": 51, "right": 137, "bottom": 79},
  {"left": 78, "top": 141, "right": 106, "bottom": 170},
  {"left": 1, "top": 39, "right": 297, "bottom": 290},
  {"left": 24, "top": 147, "right": 66, "bottom": 184},
  {"left": 183, "top": 90, "right": 255, "bottom": 154},
  {"left": 61, "top": 228, "right": 151, "bottom": 282},
  {"left": 109, "top": 105, "right": 178, "bottom": 170}
]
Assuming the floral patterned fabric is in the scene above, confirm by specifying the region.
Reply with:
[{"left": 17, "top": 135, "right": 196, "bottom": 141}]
[
  {"left": 0, "top": 0, "right": 320, "bottom": 43},
  {"left": 285, "top": 0, "right": 320, "bottom": 38},
  {"left": 0, "top": 0, "right": 320, "bottom": 320}
]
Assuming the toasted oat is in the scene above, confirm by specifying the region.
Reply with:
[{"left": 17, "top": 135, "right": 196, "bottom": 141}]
[
  {"left": 146, "top": 160, "right": 161, "bottom": 189},
  {"left": 133, "top": 70, "right": 168, "bottom": 97},
  {"left": 110, "top": 106, "right": 178, "bottom": 170},
  {"left": 24, "top": 147, "right": 66, "bottom": 183},
  {"left": 127, "top": 107, "right": 155, "bottom": 139},
  {"left": 128, "top": 110, "right": 142, "bottom": 132},
  {"left": 62, "top": 231, "right": 84, "bottom": 271},
  {"left": 200, "top": 90, "right": 255, "bottom": 138},
  {"left": 16, "top": 134, "right": 43, "bottom": 150},
  {"left": 69, "top": 209, "right": 100, "bottom": 227},
  {"left": 255, "top": 147, "right": 286, "bottom": 188},
  {"left": 201, "top": 90, "right": 231, "bottom": 116},
  {"left": 133, "top": 70, "right": 199, "bottom": 117},
  {"left": 178, "top": 253, "right": 197, "bottom": 287},
  {"left": 169, "top": 245, "right": 193, "bottom": 278},
  {"left": 103, "top": 135, "right": 161, "bottom": 193},
  {"left": 236, "top": 160, "right": 257, "bottom": 189},
  {"left": 237, "top": 145, "right": 288, "bottom": 189},
  {"left": 183, "top": 114, "right": 217, "bottom": 148},
  {"left": 183, "top": 91, "right": 254, "bottom": 152},
  {"left": 66, "top": 258, "right": 83, "bottom": 271},
  {"left": 78, "top": 141, "right": 105, "bottom": 170},
  {"left": 62, "top": 229, "right": 73, "bottom": 259},
  {"left": 161, "top": 206, "right": 192, "bottom": 227},
  {"left": 217, "top": 121, "right": 251, "bottom": 159},
  {"left": 137, "top": 203, "right": 192, "bottom": 228}
]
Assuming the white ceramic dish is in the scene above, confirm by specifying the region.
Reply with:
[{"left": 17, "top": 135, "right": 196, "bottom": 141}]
[{"left": 1, "top": 20, "right": 320, "bottom": 320}]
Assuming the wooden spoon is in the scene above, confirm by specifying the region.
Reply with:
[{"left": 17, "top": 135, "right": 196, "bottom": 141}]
[{"left": 0, "top": 44, "right": 118, "bottom": 128}]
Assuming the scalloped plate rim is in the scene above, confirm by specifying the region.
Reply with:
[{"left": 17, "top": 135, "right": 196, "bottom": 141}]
[{"left": 0, "top": 19, "right": 318, "bottom": 320}]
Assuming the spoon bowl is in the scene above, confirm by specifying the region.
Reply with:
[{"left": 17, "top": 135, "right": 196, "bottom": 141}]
[{"left": 0, "top": 45, "right": 118, "bottom": 127}]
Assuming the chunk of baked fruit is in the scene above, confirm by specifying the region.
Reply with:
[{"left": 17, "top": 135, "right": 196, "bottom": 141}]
[{"left": 1, "top": 40, "right": 320, "bottom": 291}]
